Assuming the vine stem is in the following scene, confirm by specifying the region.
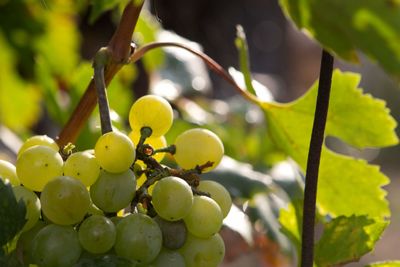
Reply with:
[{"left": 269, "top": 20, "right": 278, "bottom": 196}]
[
  {"left": 130, "top": 42, "right": 261, "bottom": 105},
  {"left": 300, "top": 50, "right": 334, "bottom": 267},
  {"left": 56, "top": 0, "right": 144, "bottom": 147}
]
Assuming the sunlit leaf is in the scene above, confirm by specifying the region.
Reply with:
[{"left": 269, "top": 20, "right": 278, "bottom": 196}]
[
  {"left": 315, "top": 215, "right": 388, "bottom": 266},
  {"left": 264, "top": 70, "right": 396, "bottom": 218},
  {"left": 0, "top": 34, "right": 41, "bottom": 132},
  {"left": 279, "top": 0, "right": 400, "bottom": 75}
]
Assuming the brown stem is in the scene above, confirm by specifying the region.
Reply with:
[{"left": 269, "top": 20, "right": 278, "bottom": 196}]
[
  {"left": 130, "top": 42, "right": 261, "bottom": 105},
  {"left": 56, "top": 0, "right": 144, "bottom": 147}
]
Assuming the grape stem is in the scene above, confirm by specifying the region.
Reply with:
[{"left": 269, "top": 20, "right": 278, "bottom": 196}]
[
  {"left": 56, "top": 0, "right": 144, "bottom": 146},
  {"left": 93, "top": 48, "right": 113, "bottom": 134}
]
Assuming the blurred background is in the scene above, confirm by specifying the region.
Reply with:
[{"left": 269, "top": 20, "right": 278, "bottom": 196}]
[{"left": 0, "top": 0, "right": 399, "bottom": 266}]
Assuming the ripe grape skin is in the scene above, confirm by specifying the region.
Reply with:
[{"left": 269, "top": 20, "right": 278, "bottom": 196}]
[
  {"left": 129, "top": 130, "right": 167, "bottom": 162},
  {"left": 12, "top": 186, "right": 41, "bottom": 232},
  {"left": 184, "top": 196, "right": 223, "bottom": 238},
  {"left": 94, "top": 131, "right": 135, "bottom": 173},
  {"left": 16, "top": 145, "right": 64, "bottom": 192},
  {"left": 40, "top": 176, "right": 90, "bottom": 225},
  {"left": 179, "top": 233, "right": 225, "bottom": 267},
  {"left": 18, "top": 135, "right": 59, "bottom": 158},
  {"left": 152, "top": 176, "right": 193, "bottom": 221},
  {"left": 174, "top": 128, "right": 224, "bottom": 172},
  {"left": 154, "top": 216, "right": 187, "bottom": 250},
  {"left": 129, "top": 95, "right": 173, "bottom": 137},
  {"left": 150, "top": 249, "right": 186, "bottom": 267},
  {"left": 78, "top": 215, "right": 116, "bottom": 254},
  {"left": 198, "top": 180, "right": 232, "bottom": 218},
  {"left": 0, "top": 160, "right": 20, "bottom": 186},
  {"left": 90, "top": 169, "right": 136, "bottom": 213},
  {"left": 31, "top": 224, "right": 82, "bottom": 267},
  {"left": 16, "top": 220, "right": 46, "bottom": 264},
  {"left": 63, "top": 151, "right": 101, "bottom": 186},
  {"left": 115, "top": 213, "right": 162, "bottom": 264}
]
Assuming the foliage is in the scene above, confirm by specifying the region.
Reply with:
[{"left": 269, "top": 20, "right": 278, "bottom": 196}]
[{"left": 0, "top": 0, "right": 399, "bottom": 266}]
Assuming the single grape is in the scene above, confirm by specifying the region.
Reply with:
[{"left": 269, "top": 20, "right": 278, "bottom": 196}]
[
  {"left": 94, "top": 131, "right": 135, "bottom": 173},
  {"left": 87, "top": 202, "right": 104, "bottom": 216},
  {"left": 154, "top": 216, "right": 187, "bottom": 250},
  {"left": 16, "top": 220, "right": 46, "bottom": 264},
  {"left": 115, "top": 213, "right": 162, "bottom": 264},
  {"left": 16, "top": 145, "right": 63, "bottom": 191},
  {"left": 184, "top": 196, "right": 223, "bottom": 238},
  {"left": 0, "top": 160, "right": 20, "bottom": 185},
  {"left": 129, "top": 95, "right": 173, "bottom": 137},
  {"left": 150, "top": 248, "right": 185, "bottom": 267},
  {"left": 198, "top": 180, "right": 232, "bottom": 218},
  {"left": 129, "top": 131, "right": 167, "bottom": 162},
  {"left": 78, "top": 215, "right": 116, "bottom": 254},
  {"left": 40, "top": 176, "right": 90, "bottom": 225},
  {"left": 174, "top": 128, "right": 224, "bottom": 172},
  {"left": 90, "top": 169, "right": 136, "bottom": 213},
  {"left": 179, "top": 233, "right": 225, "bottom": 267},
  {"left": 31, "top": 224, "right": 82, "bottom": 267},
  {"left": 152, "top": 176, "right": 193, "bottom": 221},
  {"left": 12, "top": 186, "right": 41, "bottom": 232},
  {"left": 18, "top": 135, "right": 59, "bottom": 157},
  {"left": 63, "top": 151, "right": 101, "bottom": 186}
]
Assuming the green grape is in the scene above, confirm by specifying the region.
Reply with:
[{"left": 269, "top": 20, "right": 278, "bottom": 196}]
[
  {"left": 198, "top": 180, "right": 232, "bottom": 218},
  {"left": 129, "top": 95, "right": 173, "bottom": 137},
  {"left": 154, "top": 216, "right": 187, "bottom": 250},
  {"left": 40, "top": 176, "right": 90, "bottom": 225},
  {"left": 150, "top": 249, "right": 185, "bottom": 267},
  {"left": 184, "top": 196, "right": 223, "bottom": 238},
  {"left": 115, "top": 213, "right": 162, "bottom": 264},
  {"left": 16, "top": 145, "right": 64, "bottom": 192},
  {"left": 179, "top": 233, "right": 225, "bottom": 267},
  {"left": 90, "top": 169, "right": 136, "bottom": 212},
  {"left": 78, "top": 215, "right": 116, "bottom": 254},
  {"left": 18, "top": 135, "right": 59, "bottom": 157},
  {"left": 152, "top": 176, "right": 193, "bottom": 221},
  {"left": 0, "top": 159, "right": 20, "bottom": 185},
  {"left": 94, "top": 131, "right": 135, "bottom": 173},
  {"left": 88, "top": 202, "right": 104, "bottom": 216},
  {"left": 129, "top": 130, "right": 167, "bottom": 162},
  {"left": 31, "top": 224, "right": 82, "bottom": 267},
  {"left": 16, "top": 220, "right": 46, "bottom": 264},
  {"left": 63, "top": 151, "right": 101, "bottom": 186},
  {"left": 12, "top": 186, "right": 41, "bottom": 232},
  {"left": 174, "top": 128, "right": 224, "bottom": 173}
]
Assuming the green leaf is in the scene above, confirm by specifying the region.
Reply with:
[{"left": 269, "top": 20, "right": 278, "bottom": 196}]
[
  {"left": 263, "top": 70, "right": 396, "bottom": 217},
  {"left": 0, "top": 179, "right": 26, "bottom": 247},
  {"left": 366, "top": 261, "right": 400, "bottom": 267},
  {"left": 135, "top": 10, "right": 165, "bottom": 71},
  {"left": 234, "top": 25, "right": 256, "bottom": 96},
  {"left": 89, "top": 0, "right": 128, "bottom": 24},
  {"left": 0, "top": 33, "right": 41, "bottom": 132},
  {"left": 278, "top": 0, "right": 400, "bottom": 75},
  {"left": 315, "top": 215, "right": 388, "bottom": 267},
  {"left": 279, "top": 200, "right": 303, "bottom": 256}
]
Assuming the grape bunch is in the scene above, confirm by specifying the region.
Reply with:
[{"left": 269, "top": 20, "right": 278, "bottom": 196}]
[{"left": 0, "top": 95, "right": 231, "bottom": 267}]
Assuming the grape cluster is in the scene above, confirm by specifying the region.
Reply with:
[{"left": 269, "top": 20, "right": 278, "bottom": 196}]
[{"left": 0, "top": 95, "right": 231, "bottom": 267}]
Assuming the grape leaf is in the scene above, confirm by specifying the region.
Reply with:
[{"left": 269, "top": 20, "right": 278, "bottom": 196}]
[
  {"left": 366, "top": 261, "right": 400, "bottom": 267},
  {"left": 278, "top": 0, "right": 400, "bottom": 75},
  {"left": 315, "top": 215, "right": 388, "bottom": 267},
  {"left": 279, "top": 200, "right": 303, "bottom": 257},
  {"left": 89, "top": 0, "right": 129, "bottom": 24},
  {"left": 263, "top": 69, "right": 396, "bottom": 217},
  {"left": 0, "top": 34, "right": 41, "bottom": 132},
  {"left": 0, "top": 179, "right": 26, "bottom": 247}
]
